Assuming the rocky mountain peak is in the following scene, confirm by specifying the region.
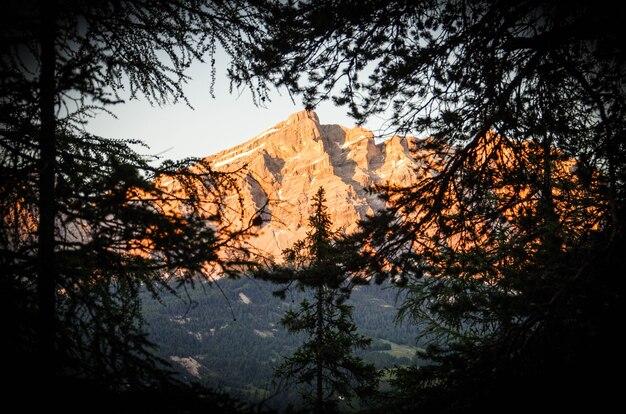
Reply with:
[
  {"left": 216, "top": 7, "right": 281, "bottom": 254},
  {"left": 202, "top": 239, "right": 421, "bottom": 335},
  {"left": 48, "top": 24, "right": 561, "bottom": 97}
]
[
  {"left": 205, "top": 110, "right": 420, "bottom": 259},
  {"left": 285, "top": 109, "right": 319, "bottom": 125}
]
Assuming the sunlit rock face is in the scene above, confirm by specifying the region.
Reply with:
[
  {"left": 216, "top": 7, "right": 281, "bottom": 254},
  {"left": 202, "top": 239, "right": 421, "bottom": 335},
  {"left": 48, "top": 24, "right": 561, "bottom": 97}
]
[{"left": 205, "top": 110, "right": 420, "bottom": 259}]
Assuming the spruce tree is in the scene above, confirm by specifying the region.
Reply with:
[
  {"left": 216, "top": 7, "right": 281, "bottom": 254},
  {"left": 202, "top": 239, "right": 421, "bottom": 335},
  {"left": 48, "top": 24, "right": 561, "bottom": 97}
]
[{"left": 258, "top": 187, "right": 378, "bottom": 413}]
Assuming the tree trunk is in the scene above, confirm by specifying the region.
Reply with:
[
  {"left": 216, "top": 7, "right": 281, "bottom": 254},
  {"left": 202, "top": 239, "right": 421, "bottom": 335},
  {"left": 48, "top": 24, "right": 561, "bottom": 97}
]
[
  {"left": 315, "top": 284, "right": 324, "bottom": 414},
  {"left": 540, "top": 134, "right": 560, "bottom": 256},
  {"left": 37, "top": 0, "right": 58, "bottom": 379}
]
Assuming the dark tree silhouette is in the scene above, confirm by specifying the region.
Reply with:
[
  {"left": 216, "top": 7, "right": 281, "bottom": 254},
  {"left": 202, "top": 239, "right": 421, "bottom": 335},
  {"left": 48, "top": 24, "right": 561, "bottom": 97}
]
[
  {"left": 237, "top": 1, "right": 626, "bottom": 412},
  {"left": 257, "top": 187, "right": 378, "bottom": 413},
  {"left": 0, "top": 0, "right": 267, "bottom": 402}
]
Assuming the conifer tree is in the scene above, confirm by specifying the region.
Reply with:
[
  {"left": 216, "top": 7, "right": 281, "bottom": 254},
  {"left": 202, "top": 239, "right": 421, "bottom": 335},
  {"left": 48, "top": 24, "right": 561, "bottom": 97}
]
[
  {"left": 258, "top": 187, "right": 378, "bottom": 413},
  {"left": 0, "top": 0, "right": 266, "bottom": 398}
]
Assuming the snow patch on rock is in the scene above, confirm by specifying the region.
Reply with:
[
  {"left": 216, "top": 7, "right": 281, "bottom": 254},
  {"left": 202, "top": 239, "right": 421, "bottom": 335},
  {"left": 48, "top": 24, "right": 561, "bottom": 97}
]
[
  {"left": 170, "top": 317, "right": 191, "bottom": 325},
  {"left": 170, "top": 356, "right": 202, "bottom": 378},
  {"left": 239, "top": 292, "right": 252, "bottom": 305},
  {"left": 254, "top": 128, "right": 279, "bottom": 140},
  {"left": 213, "top": 144, "right": 265, "bottom": 168},
  {"left": 187, "top": 330, "right": 203, "bottom": 341},
  {"left": 254, "top": 329, "right": 274, "bottom": 338}
]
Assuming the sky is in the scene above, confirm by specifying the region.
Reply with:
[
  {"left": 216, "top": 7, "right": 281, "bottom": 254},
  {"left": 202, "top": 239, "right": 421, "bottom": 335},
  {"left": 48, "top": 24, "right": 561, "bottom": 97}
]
[{"left": 85, "top": 52, "right": 389, "bottom": 162}]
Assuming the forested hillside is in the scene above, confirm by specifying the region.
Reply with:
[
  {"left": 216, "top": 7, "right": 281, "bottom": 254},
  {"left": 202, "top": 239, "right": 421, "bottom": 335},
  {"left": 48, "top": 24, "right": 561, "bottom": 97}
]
[{"left": 142, "top": 278, "right": 421, "bottom": 409}]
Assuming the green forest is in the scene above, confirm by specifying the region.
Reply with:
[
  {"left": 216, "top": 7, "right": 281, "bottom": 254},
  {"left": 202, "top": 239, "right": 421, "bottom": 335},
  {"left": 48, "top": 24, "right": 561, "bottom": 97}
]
[
  {"left": 2, "top": 1, "right": 624, "bottom": 413},
  {"left": 142, "top": 277, "right": 421, "bottom": 410}
]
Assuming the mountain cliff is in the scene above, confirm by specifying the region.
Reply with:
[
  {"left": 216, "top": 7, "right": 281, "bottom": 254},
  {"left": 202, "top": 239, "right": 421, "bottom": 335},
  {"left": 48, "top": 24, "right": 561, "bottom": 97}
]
[{"left": 202, "top": 110, "right": 419, "bottom": 259}]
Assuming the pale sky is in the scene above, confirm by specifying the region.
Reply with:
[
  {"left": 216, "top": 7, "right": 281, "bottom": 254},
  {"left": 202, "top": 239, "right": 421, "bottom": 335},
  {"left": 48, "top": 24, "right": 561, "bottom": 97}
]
[{"left": 86, "top": 51, "right": 389, "bottom": 162}]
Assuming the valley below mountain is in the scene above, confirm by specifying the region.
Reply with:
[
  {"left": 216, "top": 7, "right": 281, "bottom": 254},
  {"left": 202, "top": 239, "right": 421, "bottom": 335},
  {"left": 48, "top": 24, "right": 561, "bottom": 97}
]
[{"left": 143, "top": 278, "right": 423, "bottom": 410}]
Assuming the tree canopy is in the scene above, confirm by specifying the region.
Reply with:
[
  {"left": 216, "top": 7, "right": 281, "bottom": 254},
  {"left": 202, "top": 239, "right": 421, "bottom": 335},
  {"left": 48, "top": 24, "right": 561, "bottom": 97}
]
[
  {"left": 2, "top": 1, "right": 624, "bottom": 411},
  {"left": 239, "top": 1, "right": 626, "bottom": 412},
  {"left": 0, "top": 0, "right": 267, "bottom": 402}
]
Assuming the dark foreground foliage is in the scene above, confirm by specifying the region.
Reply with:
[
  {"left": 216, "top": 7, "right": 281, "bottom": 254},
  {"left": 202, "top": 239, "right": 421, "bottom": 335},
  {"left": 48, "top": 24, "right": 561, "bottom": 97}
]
[{"left": 238, "top": 1, "right": 626, "bottom": 412}]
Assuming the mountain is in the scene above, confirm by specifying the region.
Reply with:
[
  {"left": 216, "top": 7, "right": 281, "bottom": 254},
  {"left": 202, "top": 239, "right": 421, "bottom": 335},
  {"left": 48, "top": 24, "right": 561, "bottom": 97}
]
[
  {"left": 203, "top": 110, "right": 420, "bottom": 259},
  {"left": 140, "top": 111, "right": 426, "bottom": 408}
]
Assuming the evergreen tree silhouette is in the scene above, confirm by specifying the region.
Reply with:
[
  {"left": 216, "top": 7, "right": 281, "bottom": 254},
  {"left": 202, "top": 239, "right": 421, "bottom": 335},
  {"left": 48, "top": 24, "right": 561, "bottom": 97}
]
[
  {"left": 257, "top": 187, "right": 378, "bottom": 413},
  {"left": 0, "top": 1, "right": 267, "bottom": 405},
  {"left": 240, "top": 1, "right": 626, "bottom": 412}
]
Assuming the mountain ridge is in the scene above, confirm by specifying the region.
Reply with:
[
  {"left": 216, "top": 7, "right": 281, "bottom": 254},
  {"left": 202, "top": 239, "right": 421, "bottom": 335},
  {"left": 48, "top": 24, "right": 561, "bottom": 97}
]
[{"left": 204, "top": 110, "right": 420, "bottom": 259}]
